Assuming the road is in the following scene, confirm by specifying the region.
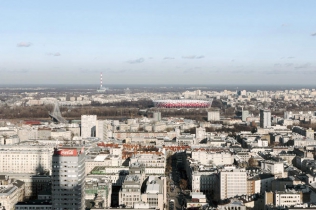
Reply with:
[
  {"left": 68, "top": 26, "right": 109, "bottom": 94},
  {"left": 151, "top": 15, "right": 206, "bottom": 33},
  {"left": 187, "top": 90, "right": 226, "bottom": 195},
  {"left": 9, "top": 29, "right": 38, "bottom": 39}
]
[{"left": 166, "top": 155, "right": 186, "bottom": 210}]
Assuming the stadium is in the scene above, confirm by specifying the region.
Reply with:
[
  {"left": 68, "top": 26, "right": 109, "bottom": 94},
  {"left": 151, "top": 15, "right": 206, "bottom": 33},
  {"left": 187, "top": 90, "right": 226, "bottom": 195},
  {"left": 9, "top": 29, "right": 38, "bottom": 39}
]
[{"left": 153, "top": 99, "right": 213, "bottom": 108}]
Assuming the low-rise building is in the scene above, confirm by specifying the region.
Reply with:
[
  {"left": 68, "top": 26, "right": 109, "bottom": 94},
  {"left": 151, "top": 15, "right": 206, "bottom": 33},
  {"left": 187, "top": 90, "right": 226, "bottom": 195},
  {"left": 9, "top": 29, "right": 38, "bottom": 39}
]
[
  {"left": 119, "top": 175, "right": 142, "bottom": 208},
  {"left": 141, "top": 176, "right": 166, "bottom": 210},
  {"left": 0, "top": 184, "right": 19, "bottom": 210}
]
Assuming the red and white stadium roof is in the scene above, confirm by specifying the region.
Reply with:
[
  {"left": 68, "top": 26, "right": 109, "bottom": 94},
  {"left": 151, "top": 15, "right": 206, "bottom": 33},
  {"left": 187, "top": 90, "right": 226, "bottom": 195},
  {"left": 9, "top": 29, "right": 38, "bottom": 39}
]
[{"left": 153, "top": 99, "right": 213, "bottom": 108}]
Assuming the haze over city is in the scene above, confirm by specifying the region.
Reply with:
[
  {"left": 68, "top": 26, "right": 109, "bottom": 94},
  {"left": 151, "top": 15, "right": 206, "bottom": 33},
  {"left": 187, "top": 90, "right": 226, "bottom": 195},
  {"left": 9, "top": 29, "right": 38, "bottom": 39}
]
[{"left": 1, "top": 1, "right": 316, "bottom": 85}]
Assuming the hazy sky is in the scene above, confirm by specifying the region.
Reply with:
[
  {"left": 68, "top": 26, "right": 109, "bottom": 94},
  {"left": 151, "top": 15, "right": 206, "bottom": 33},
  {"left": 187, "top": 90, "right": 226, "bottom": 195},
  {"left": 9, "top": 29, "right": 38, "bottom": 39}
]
[{"left": 1, "top": 1, "right": 316, "bottom": 85}]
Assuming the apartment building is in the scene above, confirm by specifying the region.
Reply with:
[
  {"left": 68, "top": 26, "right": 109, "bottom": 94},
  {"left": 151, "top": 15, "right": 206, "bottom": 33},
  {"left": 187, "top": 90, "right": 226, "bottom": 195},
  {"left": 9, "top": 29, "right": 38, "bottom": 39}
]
[
  {"left": 219, "top": 169, "right": 247, "bottom": 200},
  {"left": 81, "top": 115, "right": 97, "bottom": 138},
  {"left": 192, "top": 149, "right": 234, "bottom": 165}
]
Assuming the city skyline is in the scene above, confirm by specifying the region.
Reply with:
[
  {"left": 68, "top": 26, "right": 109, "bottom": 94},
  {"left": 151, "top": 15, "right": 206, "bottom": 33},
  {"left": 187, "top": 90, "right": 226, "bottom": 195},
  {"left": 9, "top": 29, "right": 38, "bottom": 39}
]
[{"left": 1, "top": 1, "right": 316, "bottom": 84}]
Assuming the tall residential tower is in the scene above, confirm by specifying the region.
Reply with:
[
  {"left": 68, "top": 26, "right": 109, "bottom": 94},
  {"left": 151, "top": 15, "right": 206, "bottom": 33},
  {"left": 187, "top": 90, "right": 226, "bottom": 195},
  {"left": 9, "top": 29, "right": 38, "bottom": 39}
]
[
  {"left": 81, "top": 115, "right": 97, "bottom": 138},
  {"left": 260, "top": 109, "right": 271, "bottom": 128}
]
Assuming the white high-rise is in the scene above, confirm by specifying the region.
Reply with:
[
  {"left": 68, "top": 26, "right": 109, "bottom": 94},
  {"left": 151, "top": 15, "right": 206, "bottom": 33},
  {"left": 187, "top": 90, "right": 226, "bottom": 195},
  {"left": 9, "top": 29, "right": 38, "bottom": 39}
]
[
  {"left": 96, "top": 120, "right": 112, "bottom": 141},
  {"left": 153, "top": 112, "right": 161, "bottom": 121},
  {"left": 81, "top": 115, "right": 97, "bottom": 138},
  {"left": 260, "top": 109, "right": 271, "bottom": 128},
  {"left": 219, "top": 169, "right": 247, "bottom": 200},
  {"left": 242, "top": 110, "right": 249, "bottom": 122}
]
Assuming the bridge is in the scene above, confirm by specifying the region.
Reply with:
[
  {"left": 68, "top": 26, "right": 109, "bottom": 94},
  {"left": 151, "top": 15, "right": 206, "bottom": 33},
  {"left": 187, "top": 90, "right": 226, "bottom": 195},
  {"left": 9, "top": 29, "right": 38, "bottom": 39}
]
[{"left": 49, "top": 101, "right": 68, "bottom": 124}]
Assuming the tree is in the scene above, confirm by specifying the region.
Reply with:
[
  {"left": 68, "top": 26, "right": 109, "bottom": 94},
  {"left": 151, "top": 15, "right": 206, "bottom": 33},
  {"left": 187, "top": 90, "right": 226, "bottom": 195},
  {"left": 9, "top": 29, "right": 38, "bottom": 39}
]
[
  {"left": 165, "top": 154, "right": 173, "bottom": 175},
  {"left": 251, "top": 126, "right": 257, "bottom": 134},
  {"left": 179, "top": 179, "right": 188, "bottom": 190},
  {"left": 248, "top": 157, "right": 258, "bottom": 167}
]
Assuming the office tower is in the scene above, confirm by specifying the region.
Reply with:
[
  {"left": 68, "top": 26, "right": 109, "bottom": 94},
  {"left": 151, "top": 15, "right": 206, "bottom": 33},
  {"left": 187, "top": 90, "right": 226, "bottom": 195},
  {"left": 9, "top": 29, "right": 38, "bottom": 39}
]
[
  {"left": 81, "top": 115, "right": 97, "bottom": 138},
  {"left": 260, "top": 109, "right": 271, "bottom": 128},
  {"left": 207, "top": 110, "right": 220, "bottom": 121},
  {"left": 52, "top": 147, "right": 85, "bottom": 210},
  {"left": 242, "top": 110, "right": 249, "bottom": 122},
  {"left": 153, "top": 112, "right": 161, "bottom": 122}
]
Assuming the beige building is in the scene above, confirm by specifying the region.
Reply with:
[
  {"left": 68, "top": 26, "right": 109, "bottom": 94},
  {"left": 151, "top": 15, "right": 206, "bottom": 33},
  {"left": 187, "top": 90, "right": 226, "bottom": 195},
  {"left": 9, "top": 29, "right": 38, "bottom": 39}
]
[
  {"left": 192, "top": 150, "right": 234, "bottom": 165},
  {"left": 130, "top": 154, "right": 166, "bottom": 168},
  {"left": 141, "top": 176, "right": 166, "bottom": 210},
  {"left": 85, "top": 154, "right": 122, "bottom": 175},
  {"left": 0, "top": 148, "right": 52, "bottom": 174},
  {"left": 37, "top": 128, "right": 51, "bottom": 139},
  {"left": 119, "top": 175, "right": 142, "bottom": 208},
  {"left": 261, "top": 160, "right": 284, "bottom": 176},
  {"left": 0, "top": 185, "right": 19, "bottom": 210},
  {"left": 51, "top": 129, "right": 72, "bottom": 140},
  {"left": 265, "top": 190, "right": 302, "bottom": 207}
]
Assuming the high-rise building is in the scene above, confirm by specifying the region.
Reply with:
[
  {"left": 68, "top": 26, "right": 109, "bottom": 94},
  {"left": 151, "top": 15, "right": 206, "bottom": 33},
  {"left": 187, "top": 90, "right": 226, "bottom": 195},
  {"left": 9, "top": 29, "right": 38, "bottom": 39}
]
[
  {"left": 284, "top": 111, "right": 293, "bottom": 120},
  {"left": 195, "top": 127, "right": 206, "bottom": 141},
  {"left": 260, "top": 109, "right": 271, "bottom": 128},
  {"left": 208, "top": 110, "right": 220, "bottom": 121},
  {"left": 96, "top": 120, "right": 113, "bottom": 141},
  {"left": 153, "top": 112, "right": 161, "bottom": 122},
  {"left": 52, "top": 147, "right": 85, "bottom": 210},
  {"left": 219, "top": 169, "right": 247, "bottom": 200},
  {"left": 96, "top": 120, "right": 105, "bottom": 141},
  {"left": 81, "top": 115, "right": 97, "bottom": 138},
  {"left": 242, "top": 110, "right": 249, "bottom": 122}
]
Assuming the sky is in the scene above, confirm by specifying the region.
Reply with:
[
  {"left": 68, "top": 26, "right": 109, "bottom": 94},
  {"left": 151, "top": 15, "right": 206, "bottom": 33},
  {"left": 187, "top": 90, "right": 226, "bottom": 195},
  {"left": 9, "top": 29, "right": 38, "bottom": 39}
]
[{"left": 0, "top": 1, "right": 316, "bottom": 85}]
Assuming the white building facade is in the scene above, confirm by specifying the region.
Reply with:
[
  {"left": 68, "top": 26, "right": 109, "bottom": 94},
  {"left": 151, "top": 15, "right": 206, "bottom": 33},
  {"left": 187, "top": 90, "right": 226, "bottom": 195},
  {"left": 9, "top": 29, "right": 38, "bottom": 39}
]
[
  {"left": 81, "top": 115, "right": 97, "bottom": 138},
  {"left": 219, "top": 169, "right": 247, "bottom": 200}
]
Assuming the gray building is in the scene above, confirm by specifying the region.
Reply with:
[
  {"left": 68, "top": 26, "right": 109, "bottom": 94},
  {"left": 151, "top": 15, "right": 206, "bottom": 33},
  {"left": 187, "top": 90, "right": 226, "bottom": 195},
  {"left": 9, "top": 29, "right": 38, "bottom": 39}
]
[
  {"left": 52, "top": 147, "right": 86, "bottom": 210},
  {"left": 260, "top": 109, "right": 271, "bottom": 128}
]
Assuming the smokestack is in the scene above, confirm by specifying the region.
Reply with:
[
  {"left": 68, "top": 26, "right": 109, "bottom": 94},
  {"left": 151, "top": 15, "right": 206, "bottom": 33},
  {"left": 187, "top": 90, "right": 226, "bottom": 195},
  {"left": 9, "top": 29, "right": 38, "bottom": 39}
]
[{"left": 100, "top": 72, "right": 103, "bottom": 89}]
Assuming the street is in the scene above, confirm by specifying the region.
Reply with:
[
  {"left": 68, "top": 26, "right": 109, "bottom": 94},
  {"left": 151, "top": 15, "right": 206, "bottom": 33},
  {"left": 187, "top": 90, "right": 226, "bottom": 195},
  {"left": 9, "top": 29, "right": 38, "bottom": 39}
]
[{"left": 166, "top": 154, "right": 186, "bottom": 210}]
